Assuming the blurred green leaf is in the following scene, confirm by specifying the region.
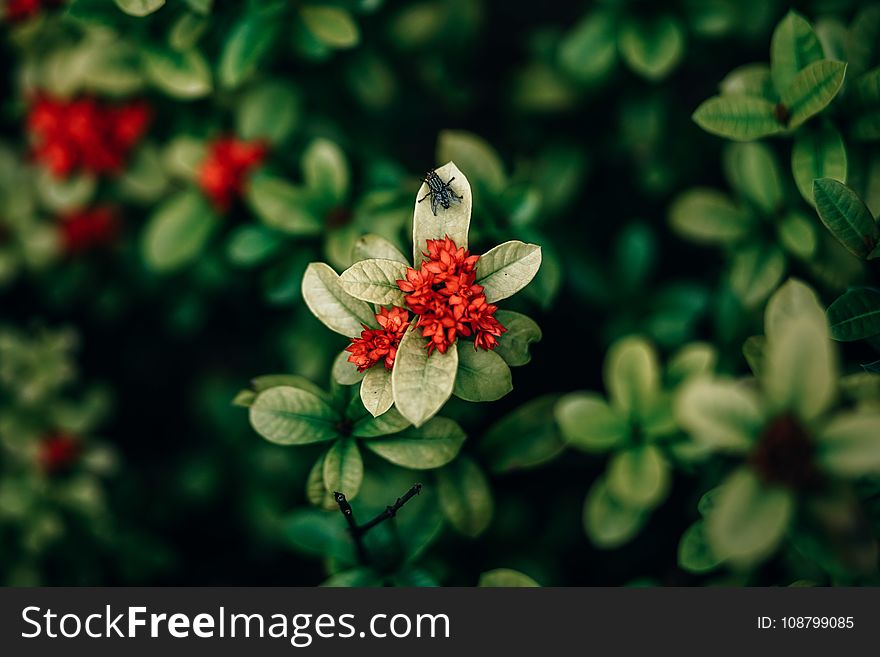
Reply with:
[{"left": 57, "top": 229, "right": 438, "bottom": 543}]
[
  {"left": 362, "top": 417, "right": 465, "bottom": 469},
  {"left": 729, "top": 244, "right": 786, "bottom": 308},
  {"left": 141, "top": 48, "right": 212, "bottom": 99},
  {"left": 114, "top": 0, "right": 164, "bottom": 17},
  {"left": 236, "top": 82, "right": 301, "bottom": 145},
  {"left": 452, "top": 347, "right": 512, "bottom": 402},
  {"left": 779, "top": 60, "right": 846, "bottom": 129},
  {"left": 724, "top": 142, "right": 782, "bottom": 215},
  {"left": 437, "top": 456, "right": 493, "bottom": 537},
  {"left": 791, "top": 124, "right": 847, "bottom": 205},
  {"left": 618, "top": 15, "right": 685, "bottom": 82},
  {"left": 249, "top": 386, "right": 339, "bottom": 445},
  {"left": 302, "top": 139, "right": 350, "bottom": 207},
  {"left": 817, "top": 412, "right": 880, "bottom": 476},
  {"left": 557, "top": 10, "right": 617, "bottom": 84},
  {"left": 668, "top": 189, "right": 750, "bottom": 244},
  {"left": 482, "top": 395, "right": 564, "bottom": 473},
  {"left": 719, "top": 64, "right": 776, "bottom": 101},
  {"left": 218, "top": 16, "right": 279, "bottom": 89},
  {"left": 142, "top": 189, "right": 217, "bottom": 272},
  {"left": 606, "top": 445, "right": 670, "bottom": 509},
  {"left": 770, "top": 10, "right": 824, "bottom": 92},
  {"left": 226, "top": 225, "right": 282, "bottom": 267},
  {"left": 583, "top": 476, "right": 648, "bottom": 548},
  {"left": 604, "top": 336, "right": 660, "bottom": 420},
  {"left": 300, "top": 6, "right": 360, "bottom": 49},
  {"left": 437, "top": 130, "right": 506, "bottom": 192},
  {"left": 692, "top": 96, "right": 782, "bottom": 141},
  {"left": 675, "top": 378, "right": 763, "bottom": 451},
  {"left": 479, "top": 568, "right": 538, "bottom": 587},
  {"left": 323, "top": 438, "right": 363, "bottom": 499},
  {"left": 556, "top": 392, "right": 627, "bottom": 452},
  {"left": 246, "top": 174, "right": 322, "bottom": 236},
  {"left": 678, "top": 521, "right": 721, "bottom": 574}
]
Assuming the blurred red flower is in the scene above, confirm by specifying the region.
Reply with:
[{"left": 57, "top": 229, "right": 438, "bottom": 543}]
[
  {"left": 197, "top": 137, "right": 267, "bottom": 212},
  {"left": 38, "top": 432, "right": 80, "bottom": 474},
  {"left": 346, "top": 306, "right": 411, "bottom": 372},
  {"left": 398, "top": 237, "right": 505, "bottom": 354},
  {"left": 4, "top": 0, "right": 45, "bottom": 22},
  {"left": 59, "top": 206, "right": 119, "bottom": 254},
  {"left": 27, "top": 94, "right": 151, "bottom": 177}
]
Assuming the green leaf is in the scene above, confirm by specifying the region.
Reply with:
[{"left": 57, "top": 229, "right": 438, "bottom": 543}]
[
  {"left": 141, "top": 48, "right": 212, "bottom": 99},
  {"left": 678, "top": 521, "right": 722, "bottom": 574},
  {"left": 281, "top": 510, "right": 354, "bottom": 563},
  {"left": 719, "top": 63, "right": 777, "bottom": 101},
  {"left": 321, "top": 568, "right": 384, "bottom": 587},
  {"left": 812, "top": 178, "right": 879, "bottom": 258},
  {"left": 764, "top": 278, "right": 827, "bottom": 343},
  {"left": 453, "top": 347, "right": 512, "bottom": 402},
  {"left": 817, "top": 412, "right": 880, "bottom": 476},
  {"left": 668, "top": 188, "right": 750, "bottom": 244},
  {"left": 322, "top": 438, "right": 363, "bottom": 499},
  {"left": 362, "top": 417, "right": 465, "bottom": 469},
  {"left": 606, "top": 445, "right": 670, "bottom": 509},
  {"left": 352, "top": 234, "right": 408, "bottom": 264},
  {"left": 826, "top": 287, "right": 880, "bottom": 341},
  {"left": 246, "top": 174, "right": 322, "bottom": 236},
  {"left": 301, "top": 263, "right": 377, "bottom": 337},
  {"left": 583, "top": 477, "right": 648, "bottom": 548},
  {"left": 492, "top": 310, "right": 542, "bottom": 366},
  {"left": 236, "top": 81, "right": 301, "bottom": 145},
  {"left": 339, "top": 258, "right": 409, "bottom": 306},
  {"left": 306, "top": 453, "right": 337, "bottom": 510},
  {"left": 723, "top": 142, "right": 782, "bottom": 215},
  {"left": 300, "top": 6, "right": 360, "bottom": 49},
  {"left": 218, "top": 16, "right": 278, "bottom": 89},
  {"left": 666, "top": 342, "right": 718, "bottom": 384},
  {"left": 142, "top": 190, "right": 217, "bottom": 272},
  {"left": 302, "top": 138, "right": 350, "bottom": 206},
  {"left": 412, "top": 162, "right": 471, "bottom": 265},
  {"left": 770, "top": 10, "right": 825, "bottom": 93},
  {"left": 705, "top": 467, "right": 794, "bottom": 566},
  {"left": 436, "top": 456, "right": 493, "bottom": 537},
  {"left": 692, "top": 96, "right": 782, "bottom": 141},
  {"left": 791, "top": 125, "right": 847, "bottom": 204},
  {"left": 845, "top": 5, "right": 880, "bottom": 77},
  {"left": 391, "top": 327, "right": 458, "bottom": 427},
  {"left": 618, "top": 15, "right": 685, "bottom": 81},
  {"left": 779, "top": 60, "right": 847, "bottom": 129},
  {"left": 350, "top": 405, "right": 409, "bottom": 438},
  {"left": 436, "top": 130, "right": 506, "bottom": 192},
  {"left": 249, "top": 386, "right": 339, "bottom": 445},
  {"left": 557, "top": 10, "right": 617, "bottom": 85},
  {"left": 478, "top": 568, "right": 539, "bottom": 587},
  {"left": 555, "top": 392, "right": 628, "bottom": 452},
  {"left": 475, "top": 241, "right": 542, "bottom": 303},
  {"left": 764, "top": 313, "right": 837, "bottom": 422},
  {"left": 604, "top": 336, "right": 660, "bottom": 421},
  {"left": 729, "top": 244, "right": 786, "bottom": 308},
  {"left": 226, "top": 225, "right": 281, "bottom": 267},
  {"left": 675, "top": 378, "right": 763, "bottom": 451},
  {"left": 332, "top": 350, "right": 364, "bottom": 385},
  {"left": 481, "top": 395, "right": 565, "bottom": 473},
  {"left": 359, "top": 366, "right": 394, "bottom": 417},
  {"left": 35, "top": 169, "right": 96, "bottom": 213},
  {"left": 114, "top": 0, "right": 164, "bottom": 17},
  {"left": 778, "top": 212, "right": 819, "bottom": 259},
  {"left": 251, "top": 374, "right": 329, "bottom": 401}
]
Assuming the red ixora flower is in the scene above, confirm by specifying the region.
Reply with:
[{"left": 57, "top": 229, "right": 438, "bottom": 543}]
[
  {"left": 26, "top": 94, "right": 151, "bottom": 177},
  {"left": 38, "top": 431, "right": 80, "bottom": 474},
  {"left": 346, "top": 306, "right": 411, "bottom": 372},
  {"left": 4, "top": 0, "right": 60, "bottom": 22},
  {"left": 397, "top": 236, "right": 506, "bottom": 355},
  {"left": 197, "top": 137, "right": 267, "bottom": 212},
  {"left": 59, "top": 206, "right": 119, "bottom": 255}
]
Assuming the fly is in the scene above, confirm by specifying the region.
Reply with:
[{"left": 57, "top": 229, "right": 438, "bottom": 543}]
[{"left": 418, "top": 170, "right": 463, "bottom": 216}]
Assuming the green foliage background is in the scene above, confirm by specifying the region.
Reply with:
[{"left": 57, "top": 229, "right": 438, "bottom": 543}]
[{"left": 1, "top": 0, "right": 880, "bottom": 586}]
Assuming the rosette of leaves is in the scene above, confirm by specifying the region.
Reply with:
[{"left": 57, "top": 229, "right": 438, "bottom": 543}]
[
  {"left": 0, "top": 325, "right": 116, "bottom": 585},
  {"left": 669, "top": 141, "right": 862, "bottom": 309},
  {"left": 304, "top": 162, "right": 542, "bottom": 428},
  {"left": 237, "top": 374, "right": 466, "bottom": 503},
  {"left": 811, "top": 178, "right": 880, "bottom": 368},
  {"left": 676, "top": 279, "right": 880, "bottom": 577},
  {"left": 555, "top": 336, "right": 718, "bottom": 548},
  {"left": 693, "top": 11, "right": 847, "bottom": 143}
]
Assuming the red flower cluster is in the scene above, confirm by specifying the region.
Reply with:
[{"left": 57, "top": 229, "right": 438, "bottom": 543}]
[
  {"left": 197, "top": 137, "right": 267, "bottom": 211},
  {"left": 398, "top": 237, "right": 506, "bottom": 354},
  {"left": 59, "top": 206, "right": 119, "bottom": 255},
  {"left": 4, "top": 0, "right": 58, "bottom": 22},
  {"left": 27, "top": 95, "right": 151, "bottom": 177},
  {"left": 38, "top": 432, "right": 80, "bottom": 474},
  {"left": 346, "top": 306, "right": 411, "bottom": 372}
]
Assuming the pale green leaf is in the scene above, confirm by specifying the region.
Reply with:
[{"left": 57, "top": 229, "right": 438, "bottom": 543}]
[
  {"left": 778, "top": 212, "right": 819, "bottom": 259},
  {"left": 306, "top": 452, "right": 338, "bottom": 510},
  {"left": 675, "top": 378, "right": 764, "bottom": 451},
  {"left": 453, "top": 347, "right": 512, "bottom": 402},
  {"left": 668, "top": 188, "right": 750, "bottom": 244},
  {"left": 246, "top": 174, "right": 322, "bottom": 236},
  {"left": 302, "top": 138, "right": 349, "bottom": 206},
  {"left": 719, "top": 63, "right": 776, "bottom": 101},
  {"left": 412, "top": 162, "right": 471, "bottom": 265},
  {"left": 300, "top": 6, "right": 360, "bottom": 49},
  {"left": 301, "top": 263, "right": 377, "bottom": 337},
  {"left": 352, "top": 234, "right": 408, "bottom": 264},
  {"left": 362, "top": 416, "right": 465, "bottom": 469},
  {"left": 360, "top": 365, "right": 394, "bottom": 417},
  {"left": 115, "top": 0, "right": 164, "bottom": 18},
  {"left": 779, "top": 60, "right": 847, "bottom": 129},
  {"left": 391, "top": 327, "right": 458, "bottom": 427},
  {"left": 492, "top": 310, "right": 542, "bottom": 366},
  {"left": 606, "top": 445, "right": 670, "bottom": 509},
  {"left": 236, "top": 81, "right": 301, "bottom": 145},
  {"left": 729, "top": 244, "right": 786, "bottom": 308},
  {"left": 218, "top": 17, "right": 277, "bottom": 89},
  {"left": 249, "top": 386, "right": 339, "bottom": 445},
  {"left": 817, "top": 412, "right": 880, "bottom": 476},
  {"left": 332, "top": 350, "right": 365, "bottom": 385},
  {"left": 142, "top": 48, "right": 212, "bottom": 99},
  {"left": 604, "top": 336, "right": 660, "bottom": 420},
  {"left": 339, "top": 258, "right": 409, "bottom": 306},
  {"left": 322, "top": 438, "right": 363, "bottom": 498},
  {"left": 478, "top": 568, "right": 539, "bottom": 587},
  {"left": 678, "top": 521, "right": 722, "bottom": 574},
  {"left": 350, "top": 405, "right": 409, "bottom": 438},
  {"left": 475, "top": 240, "right": 542, "bottom": 303},
  {"left": 618, "top": 15, "right": 685, "bottom": 81},
  {"left": 436, "top": 130, "right": 506, "bottom": 192},
  {"left": 764, "top": 278, "right": 827, "bottom": 342},
  {"left": 723, "top": 142, "right": 783, "bottom": 214},
  {"left": 706, "top": 468, "right": 794, "bottom": 566},
  {"left": 557, "top": 10, "right": 617, "bottom": 84},
  {"left": 583, "top": 477, "right": 648, "bottom": 548},
  {"left": 555, "top": 392, "right": 628, "bottom": 452},
  {"left": 770, "top": 10, "right": 825, "bottom": 92}
]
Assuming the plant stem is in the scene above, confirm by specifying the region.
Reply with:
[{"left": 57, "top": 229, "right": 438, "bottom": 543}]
[{"left": 332, "top": 483, "right": 423, "bottom": 566}]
